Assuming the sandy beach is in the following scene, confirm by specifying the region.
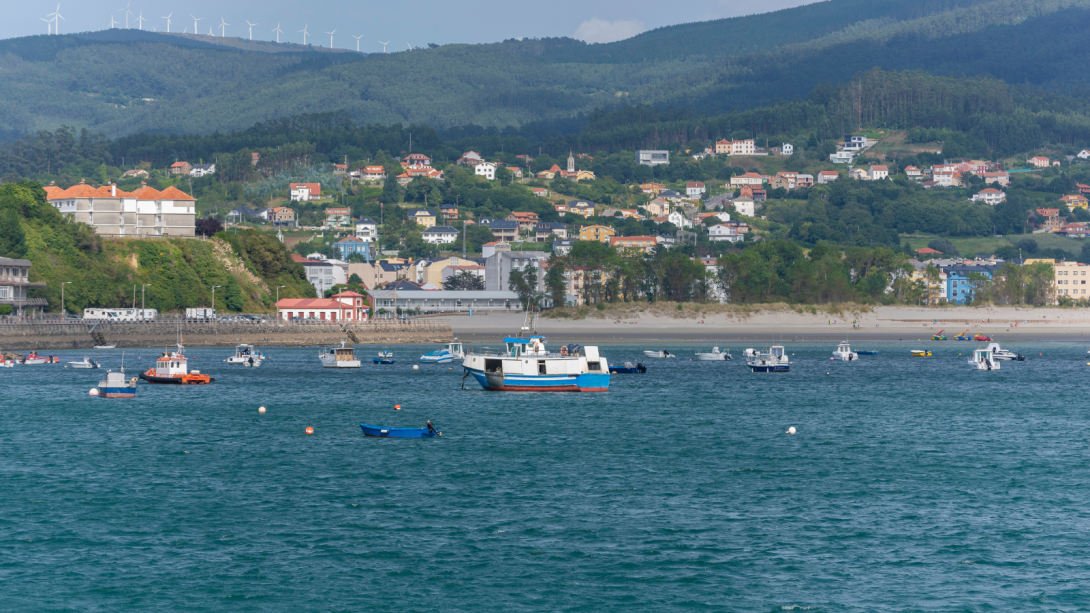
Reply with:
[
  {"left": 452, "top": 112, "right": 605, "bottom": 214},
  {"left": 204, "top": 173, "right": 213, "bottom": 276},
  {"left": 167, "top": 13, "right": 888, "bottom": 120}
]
[{"left": 450, "top": 305, "right": 1090, "bottom": 343}]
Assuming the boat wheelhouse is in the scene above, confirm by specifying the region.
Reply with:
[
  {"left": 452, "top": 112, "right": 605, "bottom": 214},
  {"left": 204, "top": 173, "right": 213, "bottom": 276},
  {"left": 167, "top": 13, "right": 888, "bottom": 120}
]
[
  {"left": 969, "top": 348, "right": 1000, "bottom": 370},
  {"left": 832, "top": 342, "right": 858, "bottom": 361},
  {"left": 320, "top": 341, "right": 361, "bottom": 368},
  {"left": 462, "top": 336, "right": 610, "bottom": 392},
  {"left": 99, "top": 370, "right": 138, "bottom": 398}
]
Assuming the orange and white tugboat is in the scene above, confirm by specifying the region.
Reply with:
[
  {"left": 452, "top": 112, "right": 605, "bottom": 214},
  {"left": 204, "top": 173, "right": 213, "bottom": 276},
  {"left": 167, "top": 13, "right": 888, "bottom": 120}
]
[{"left": 139, "top": 344, "right": 214, "bottom": 385}]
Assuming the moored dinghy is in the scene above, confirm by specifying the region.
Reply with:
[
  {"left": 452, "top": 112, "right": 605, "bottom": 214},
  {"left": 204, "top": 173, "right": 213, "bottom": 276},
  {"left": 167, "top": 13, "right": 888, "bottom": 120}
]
[
  {"left": 68, "top": 357, "right": 101, "bottom": 369},
  {"left": 609, "top": 361, "right": 646, "bottom": 374},
  {"left": 643, "top": 349, "right": 675, "bottom": 358},
  {"left": 359, "top": 423, "right": 440, "bottom": 438},
  {"left": 694, "top": 347, "right": 732, "bottom": 361}
]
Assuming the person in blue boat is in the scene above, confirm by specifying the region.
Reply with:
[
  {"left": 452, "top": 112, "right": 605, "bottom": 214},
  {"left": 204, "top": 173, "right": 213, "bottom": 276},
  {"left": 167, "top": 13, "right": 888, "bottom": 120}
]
[{"left": 426, "top": 420, "right": 438, "bottom": 436}]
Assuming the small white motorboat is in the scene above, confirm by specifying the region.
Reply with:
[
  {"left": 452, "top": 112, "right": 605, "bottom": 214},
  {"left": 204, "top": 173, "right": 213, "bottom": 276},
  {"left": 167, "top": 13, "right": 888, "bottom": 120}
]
[
  {"left": 22, "top": 352, "right": 52, "bottom": 365},
  {"left": 694, "top": 347, "right": 732, "bottom": 361},
  {"left": 984, "top": 342, "right": 1023, "bottom": 361},
  {"left": 747, "top": 345, "right": 790, "bottom": 373},
  {"left": 643, "top": 350, "right": 676, "bottom": 358},
  {"left": 227, "top": 344, "right": 262, "bottom": 367},
  {"left": 832, "top": 342, "right": 858, "bottom": 361},
  {"left": 968, "top": 348, "right": 1000, "bottom": 370},
  {"left": 68, "top": 357, "right": 101, "bottom": 369},
  {"left": 742, "top": 348, "right": 758, "bottom": 359},
  {"left": 93, "top": 344, "right": 117, "bottom": 349}
]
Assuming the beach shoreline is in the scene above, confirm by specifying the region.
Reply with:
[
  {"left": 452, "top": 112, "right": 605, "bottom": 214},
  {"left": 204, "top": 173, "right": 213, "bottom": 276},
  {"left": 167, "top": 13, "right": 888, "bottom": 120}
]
[{"left": 449, "top": 306, "right": 1090, "bottom": 343}]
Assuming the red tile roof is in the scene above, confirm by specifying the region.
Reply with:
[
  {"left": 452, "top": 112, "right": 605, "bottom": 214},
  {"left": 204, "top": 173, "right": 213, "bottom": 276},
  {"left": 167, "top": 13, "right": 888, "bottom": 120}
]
[
  {"left": 916, "top": 247, "right": 943, "bottom": 254},
  {"left": 276, "top": 298, "right": 346, "bottom": 309},
  {"left": 156, "top": 186, "right": 195, "bottom": 201},
  {"left": 290, "top": 183, "right": 321, "bottom": 196}
]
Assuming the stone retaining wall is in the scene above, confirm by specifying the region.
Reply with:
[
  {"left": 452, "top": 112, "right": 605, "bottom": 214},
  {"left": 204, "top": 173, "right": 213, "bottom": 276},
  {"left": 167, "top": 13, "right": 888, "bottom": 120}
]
[{"left": 0, "top": 320, "right": 452, "bottom": 350}]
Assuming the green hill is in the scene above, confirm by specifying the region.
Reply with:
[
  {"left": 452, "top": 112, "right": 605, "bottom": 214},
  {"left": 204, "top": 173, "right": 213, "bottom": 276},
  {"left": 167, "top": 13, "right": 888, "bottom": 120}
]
[
  {"left": 0, "top": 181, "right": 313, "bottom": 314},
  {"left": 5, "top": 0, "right": 1090, "bottom": 141}
]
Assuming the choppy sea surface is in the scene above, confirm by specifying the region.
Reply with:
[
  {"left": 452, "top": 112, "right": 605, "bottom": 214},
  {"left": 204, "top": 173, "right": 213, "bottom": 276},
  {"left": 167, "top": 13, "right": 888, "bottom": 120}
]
[{"left": 4, "top": 340, "right": 1090, "bottom": 612}]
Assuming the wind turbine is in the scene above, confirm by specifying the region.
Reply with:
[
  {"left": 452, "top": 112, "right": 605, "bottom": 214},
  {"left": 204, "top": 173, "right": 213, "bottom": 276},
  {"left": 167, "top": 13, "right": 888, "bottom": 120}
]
[
  {"left": 191, "top": 15, "right": 202, "bottom": 34},
  {"left": 351, "top": 34, "right": 362, "bottom": 52},
  {"left": 272, "top": 23, "right": 283, "bottom": 43},
  {"left": 245, "top": 20, "right": 257, "bottom": 40},
  {"left": 41, "top": 17, "right": 52, "bottom": 35},
  {"left": 298, "top": 24, "right": 309, "bottom": 45},
  {"left": 378, "top": 40, "right": 389, "bottom": 53},
  {"left": 119, "top": 1, "right": 132, "bottom": 28},
  {"left": 52, "top": 5, "right": 65, "bottom": 35},
  {"left": 325, "top": 29, "right": 336, "bottom": 49},
  {"left": 135, "top": 10, "right": 146, "bottom": 30},
  {"left": 162, "top": 13, "right": 172, "bottom": 33},
  {"left": 218, "top": 17, "right": 228, "bottom": 37},
  {"left": 407, "top": 42, "right": 412, "bottom": 51},
  {"left": 109, "top": 15, "right": 118, "bottom": 29}
]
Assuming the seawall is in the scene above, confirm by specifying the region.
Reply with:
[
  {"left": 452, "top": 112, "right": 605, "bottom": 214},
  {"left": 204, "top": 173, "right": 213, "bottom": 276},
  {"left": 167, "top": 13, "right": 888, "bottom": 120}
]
[{"left": 0, "top": 320, "right": 453, "bottom": 350}]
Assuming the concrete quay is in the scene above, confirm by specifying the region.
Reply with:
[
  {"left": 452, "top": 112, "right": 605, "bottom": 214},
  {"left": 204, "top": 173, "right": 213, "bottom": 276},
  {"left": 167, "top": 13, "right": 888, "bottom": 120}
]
[{"left": 0, "top": 320, "right": 453, "bottom": 350}]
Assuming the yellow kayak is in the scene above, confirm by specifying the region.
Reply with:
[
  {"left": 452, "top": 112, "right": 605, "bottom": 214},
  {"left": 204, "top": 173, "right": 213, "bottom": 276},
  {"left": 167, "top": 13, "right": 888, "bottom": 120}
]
[{"left": 911, "top": 350, "right": 931, "bottom": 357}]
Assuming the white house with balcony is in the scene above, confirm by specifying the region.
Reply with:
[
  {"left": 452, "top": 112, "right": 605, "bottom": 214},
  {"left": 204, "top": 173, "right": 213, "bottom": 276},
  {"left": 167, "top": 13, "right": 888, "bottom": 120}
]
[
  {"left": 971, "top": 188, "right": 1007, "bottom": 205},
  {"left": 708, "top": 224, "right": 743, "bottom": 243},
  {"left": 422, "top": 226, "right": 459, "bottom": 244},
  {"left": 354, "top": 218, "right": 378, "bottom": 242}
]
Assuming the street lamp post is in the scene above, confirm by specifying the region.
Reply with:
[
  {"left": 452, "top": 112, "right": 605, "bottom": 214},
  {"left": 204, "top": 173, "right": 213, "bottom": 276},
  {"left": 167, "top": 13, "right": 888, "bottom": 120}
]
[
  {"left": 276, "top": 285, "right": 286, "bottom": 320},
  {"left": 212, "top": 285, "right": 222, "bottom": 322},
  {"left": 60, "top": 281, "right": 72, "bottom": 319},
  {"left": 141, "top": 284, "right": 152, "bottom": 320}
]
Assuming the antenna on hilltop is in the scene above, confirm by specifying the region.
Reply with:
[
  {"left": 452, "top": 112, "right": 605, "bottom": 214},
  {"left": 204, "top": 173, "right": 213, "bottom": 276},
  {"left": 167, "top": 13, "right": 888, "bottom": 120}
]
[
  {"left": 162, "top": 13, "right": 172, "bottom": 33},
  {"left": 351, "top": 34, "right": 362, "bottom": 52},
  {"left": 325, "top": 29, "right": 336, "bottom": 49},
  {"left": 272, "top": 22, "right": 283, "bottom": 43},
  {"left": 298, "top": 24, "right": 309, "bottom": 45},
  {"left": 378, "top": 40, "right": 389, "bottom": 53},
  {"left": 245, "top": 20, "right": 257, "bottom": 40}
]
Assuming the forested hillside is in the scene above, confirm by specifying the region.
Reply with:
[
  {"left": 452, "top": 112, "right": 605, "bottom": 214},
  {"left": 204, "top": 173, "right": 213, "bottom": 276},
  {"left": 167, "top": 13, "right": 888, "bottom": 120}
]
[{"left": 4, "top": 0, "right": 1090, "bottom": 141}]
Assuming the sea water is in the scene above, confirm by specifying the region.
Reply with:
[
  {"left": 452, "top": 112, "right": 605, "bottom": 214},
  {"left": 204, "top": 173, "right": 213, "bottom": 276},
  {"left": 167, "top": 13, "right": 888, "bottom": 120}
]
[{"left": 3, "top": 342, "right": 1090, "bottom": 611}]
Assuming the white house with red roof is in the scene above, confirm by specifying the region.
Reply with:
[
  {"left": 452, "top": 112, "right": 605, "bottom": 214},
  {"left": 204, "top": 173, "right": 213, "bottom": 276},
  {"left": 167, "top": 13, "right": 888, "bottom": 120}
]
[
  {"left": 971, "top": 188, "right": 1006, "bottom": 205},
  {"left": 361, "top": 166, "right": 386, "bottom": 181},
  {"left": 1028, "top": 156, "right": 1051, "bottom": 168},
  {"left": 276, "top": 291, "right": 370, "bottom": 322},
  {"left": 730, "top": 172, "right": 765, "bottom": 187},
  {"left": 290, "top": 183, "right": 322, "bottom": 201},
  {"left": 403, "top": 153, "right": 432, "bottom": 168},
  {"left": 817, "top": 170, "right": 840, "bottom": 184},
  {"left": 686, "top": 181, "right": 706, "bottom": 197},
  {"left": 868, "top": 165, "right": 889, "bottom": 181}
]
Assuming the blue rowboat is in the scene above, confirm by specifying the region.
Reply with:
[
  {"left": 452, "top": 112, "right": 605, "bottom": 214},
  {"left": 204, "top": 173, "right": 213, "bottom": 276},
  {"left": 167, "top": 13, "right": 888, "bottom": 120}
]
[
  {"left": 609, "top": 362, "right": 646, "bottom": 374},
  {"left": 373, "top": 357, "right": 395, "bottom": 364},
  {"left": 359, "top": 423, "right": 439, "bottom": 438},
  {"left": 856, "top": 350, "right": 878, "bottom": 355}
]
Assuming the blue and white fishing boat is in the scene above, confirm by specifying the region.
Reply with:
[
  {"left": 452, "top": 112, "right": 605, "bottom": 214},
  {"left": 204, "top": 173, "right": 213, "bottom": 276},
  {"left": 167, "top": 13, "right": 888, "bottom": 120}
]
[
  {"left": 419, "top": 341, "right": 464, "bottom": 364},
  {"left": 461, "top": 336, "right": 610, "bottom": 392},
  {"left": 99, "top": 369, "right": 137, "bottom": 398},
  {"left": 746, "top": 345, "right": 790, "bottom": 373},
  {"left": 374, "top": 348, "right": 395, "bottom": 364}
]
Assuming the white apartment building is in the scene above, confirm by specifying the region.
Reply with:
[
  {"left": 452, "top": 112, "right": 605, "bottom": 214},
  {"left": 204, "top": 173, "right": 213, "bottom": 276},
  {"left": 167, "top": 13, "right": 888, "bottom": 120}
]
[{"left": 44, "top": 182, "right": 196, "bottom": 237}]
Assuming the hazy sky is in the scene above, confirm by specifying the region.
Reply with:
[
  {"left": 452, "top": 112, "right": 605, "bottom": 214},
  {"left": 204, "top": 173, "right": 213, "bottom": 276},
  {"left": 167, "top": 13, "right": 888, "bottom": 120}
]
[{"left": 10, "top": 0, "right": 816, "bottom": 50}]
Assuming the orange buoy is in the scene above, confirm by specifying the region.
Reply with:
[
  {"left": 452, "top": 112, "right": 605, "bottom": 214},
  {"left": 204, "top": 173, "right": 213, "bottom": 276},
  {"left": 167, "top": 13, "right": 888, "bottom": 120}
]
[
  {"left": 305, "top": 426, "right": 314, "bottom": 435},
  {"left": 395, "top": 404, "right": 401, "bottom": 411}
]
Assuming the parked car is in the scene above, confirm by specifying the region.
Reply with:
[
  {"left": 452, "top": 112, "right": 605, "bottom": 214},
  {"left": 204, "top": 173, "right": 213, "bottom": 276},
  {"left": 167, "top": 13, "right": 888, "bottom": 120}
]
[{"left": 238, "top": 315, "right": 266, "bottom": 323}]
